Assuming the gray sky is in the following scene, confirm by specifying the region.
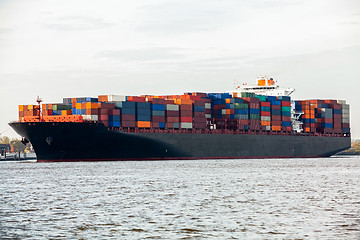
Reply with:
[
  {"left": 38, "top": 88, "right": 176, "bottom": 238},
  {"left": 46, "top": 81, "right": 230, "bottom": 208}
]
[{"left": 1, "top": 0, "right": 359, "bottom": 139}]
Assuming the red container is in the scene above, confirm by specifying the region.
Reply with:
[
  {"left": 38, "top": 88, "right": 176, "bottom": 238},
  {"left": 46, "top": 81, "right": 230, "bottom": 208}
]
[
  {"left": 180, "top": 117, "right": 192, "bottom": 122},
  {"left": 180, "top": 105, "right": 192, "bottom": 111},
  {"left": 152, "top": 116, "right": 165, "bottom": 122},
  {"left": 122, "top": 114, "right": 136, "bottom": 121},
  {"left": 180, "top": 110, "right": 192, "bottom": 117},
  {"left": 99, "top": 103, "right": 115, "bottom": 109},
  {"left": 166, "top": 111, "right": 179, "bottom": 117},
  {"left": 121, "top": 120, "right": 136, "bottom": 128},
  {"left": 167, "top": 117, "right": 179, "bottom": 123},
  {"left": 152, "top": 98, "right": 166, "bottom": 104},
  {"left": 193, "top": 100, "right": 206, "bottom": 106},
  {"left": 261, "top": 102, "right": 270, "bottom": 107},
  {"left": 86, "top": 109, "right": 99, "bottom": 115},
  {"left": 193, "top": 117, "right": 206, "bottom": 123},
  {"left": 99, "top": 115, "right": 108, "bottom": 121},
  {"left": 272, "top": 115, "right": 281, "bottom": 121},
  {"left": 194, "top": 122, "right": 206, "bottom": 129},
  {"left": 194, "top": 112, "right": 205, "bottom": 117},
  {"left": 260, "top": 111, "right": 270, "bottom": 116},
  {"left": 271, "top": 105, "right": 281, "bottom": 110},
  {"left": 281, "top": 101, "right": 291, "bottom": 107},
  {"left": 281, "top": 116, "right": 291, "bottom": 122}
]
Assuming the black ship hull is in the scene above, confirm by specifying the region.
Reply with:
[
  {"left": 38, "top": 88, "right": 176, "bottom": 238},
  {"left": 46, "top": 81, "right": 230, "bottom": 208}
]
[{"left": 9, "top": 122, "right": 351, "bottom": 162}]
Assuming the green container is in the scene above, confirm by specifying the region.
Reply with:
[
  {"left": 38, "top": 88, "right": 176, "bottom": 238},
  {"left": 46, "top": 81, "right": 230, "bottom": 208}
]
[
  {"left": 241, "top": 92, "right": 255, "bottom": 98},
  {"left": 53, "top": 104, "right": 72, "bottom": 111},
  {"left": 234, "top": 103, "right": 248, "bottom": 109},
  {"left": 249, "top": 114, "right": 260, "bottom": 120},
  {"left": 255, "top": 95, "right": 267, "bottom": 102},
  {"left": 281, "top": 106, "right": 291, "bottom": 112}
]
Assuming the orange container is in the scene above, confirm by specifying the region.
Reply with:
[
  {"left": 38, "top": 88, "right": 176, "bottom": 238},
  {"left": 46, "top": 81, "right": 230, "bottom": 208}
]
[
  {"left": 271, "top": 126, "right": 281, "bottom": 131},
  {"left": 18, "top": 105, "right": 24, "bottom": 111},
  {"left": 261, "top": 121, "right": 271, "bottom": 126},
  {"left": 137, "top": 121, "right": 151, "bottom": 128}
]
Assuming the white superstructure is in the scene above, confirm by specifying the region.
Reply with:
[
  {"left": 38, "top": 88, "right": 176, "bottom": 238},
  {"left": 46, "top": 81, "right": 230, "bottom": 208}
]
[{"left": 235, "top": 76, "right": 295, "bottom": 96}]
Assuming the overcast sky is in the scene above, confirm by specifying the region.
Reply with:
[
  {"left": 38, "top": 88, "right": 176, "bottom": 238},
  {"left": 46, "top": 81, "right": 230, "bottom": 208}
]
[{"left": 0, "top": 0, "right": 359, "bottom": 138}]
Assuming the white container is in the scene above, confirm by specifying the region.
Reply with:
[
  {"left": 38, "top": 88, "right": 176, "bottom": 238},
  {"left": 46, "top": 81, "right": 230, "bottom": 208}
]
[
  {"left": 205, "top": 114, "right": 212, "bottom": 119},
  {"left": 337, "top": 100, "right": 346, "bottom": 104},
  {"left": 166, "top": 104, "right": 179, "bottom": 111},
  {"left": 108, "top": 95, "right": 126, "bottom": 102},
  {"left": 205, "top": 103, "right": 211, "bottom": 109},
  {"left": 181, "top": 122, "right": 193, "bottom": 129}
]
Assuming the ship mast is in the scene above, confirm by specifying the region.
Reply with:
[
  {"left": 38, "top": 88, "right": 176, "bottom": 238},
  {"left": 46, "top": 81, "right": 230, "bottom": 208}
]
[{"left": 36, "top": 96, "right": 43, "bottom": 122}]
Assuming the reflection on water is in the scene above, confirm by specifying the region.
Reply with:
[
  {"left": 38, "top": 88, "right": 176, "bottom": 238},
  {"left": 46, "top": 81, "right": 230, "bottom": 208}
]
[{"left": 1, "top": 156, "right": 359, "bottom": 239}]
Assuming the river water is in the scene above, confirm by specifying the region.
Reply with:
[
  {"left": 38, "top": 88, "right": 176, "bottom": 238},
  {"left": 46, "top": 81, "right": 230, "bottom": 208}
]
[{"left": 1, "top": 156, "right": 359, "bottom": 239}]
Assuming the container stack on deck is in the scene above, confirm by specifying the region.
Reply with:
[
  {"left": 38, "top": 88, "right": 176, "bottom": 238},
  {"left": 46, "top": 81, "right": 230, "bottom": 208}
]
[{"left": 17, "top": 92, "right": 350, "bottom": 135}]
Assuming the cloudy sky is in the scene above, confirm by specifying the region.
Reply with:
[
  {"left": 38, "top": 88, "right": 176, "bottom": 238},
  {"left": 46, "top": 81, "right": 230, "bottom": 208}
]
[{"left": 0, "top": 0, "right": 359, "bottom": 138}]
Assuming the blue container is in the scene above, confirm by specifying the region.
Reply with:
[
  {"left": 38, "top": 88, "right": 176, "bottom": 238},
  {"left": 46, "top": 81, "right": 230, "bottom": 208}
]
[
  {"left": 249, "top": 108, "right": 260, "bottom": 114},
  {"left": 271, "top": 100, "right": 281, "bottom": 106},
  {"left": 137, "top": 114, "right": 151, "bottom": 121},
  {"left": 277, "top": 96, "right": 291, "bottom": 101},
  {"left": 122, "top": 108, "right": 136, "bottom": 115},
  {"left": 113, "top": 121, "right": 121, "bottom": 127},
  {"left": 234, "top": 98, "right": 244, "bottom": 103},
  {"left": 267, "top": 96, "right": 277, "bottom": 101},
  {"left": 225, "top": 104, "right": 234, "bottom": 109},
  {"left": 81, "top": 109, "right": 86, "bottom": 115},
  {"left": 85, "top": 97, "right": 98, "bottom": 102},
  {"left": 137, "top": 102, "right": 151, "bottom": 109},
  {"left": 121, "top": 101, "right": 136, "bottom": 108},
  {"left": 159, "top": 122, "right": 165, "bottom": 128},
  {"left": 152, "top": 104, "right": 165, "bottom": 111},
  {"left": 282, "top": 121, "right": 291, "bottom": 127},
  {"left": 113, "top": 115, "right": 121, "bottom": 121},
  {"left": 261, "top": 106, "right": 270, "bottom": 112},
  {"left": 72, "top": 108, "right": 76, "bottom": 114},
  {"left": 333, "top": 109, "right": 342, "bottom": 114},
  {"left": 194, "top": 106, "right": 205, "bottom": 112},
  {"left": 152, "top": 110, "right": 165, "bottom": 116},
  {"left": 282, "top": 111, "right": 291, "bottom": 117},
  {"left": 271, "top": 109, "right": 281, "bottom": 115},
  {"left": 137, "top": 108, "right": 151, "bottom": 115},
  {"left": 321, "top": 123, "right": 333, "bottom": 128},
  {"left": 213, "top": 99, "right": 225, "bottom": 105}
]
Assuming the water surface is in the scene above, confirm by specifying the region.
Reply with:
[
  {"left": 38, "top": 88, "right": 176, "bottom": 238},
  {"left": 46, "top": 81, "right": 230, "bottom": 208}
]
[{"left": 1, "top": 156, "right": 359, "bottom": 239}]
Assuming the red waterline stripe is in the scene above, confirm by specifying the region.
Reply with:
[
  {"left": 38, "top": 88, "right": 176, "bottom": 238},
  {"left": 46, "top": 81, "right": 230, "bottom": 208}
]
[{"left": 36, "top": 155, "right": 327, "bottom": 162}]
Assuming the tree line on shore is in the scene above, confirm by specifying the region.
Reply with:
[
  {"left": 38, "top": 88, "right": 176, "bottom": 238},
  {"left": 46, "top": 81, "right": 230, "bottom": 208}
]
[{"left": 0, "top": 136, "right": 27, "bottom": 152}]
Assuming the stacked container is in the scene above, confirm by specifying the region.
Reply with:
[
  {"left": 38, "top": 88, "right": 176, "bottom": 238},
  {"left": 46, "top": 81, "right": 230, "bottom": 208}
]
[
  {"left": 136, "top": 102, "right": 151, "bottom": 128},
  {"left": 166, "top": 102, "right": 179, "bottom": 129},
  {"left": 121, "top": 101, "right": 136, "bottom": 128},
  {"left": 177, "top": 99, "right": 193, "bottom": 129},
  {"left": 151, "top": 98, "right": 166, "bottom": 129},
  {"left": 278, "top": 96, "right": 292, "bottom": 132},
  {"left": 193, "top": 100, "right": 206, "bottom": 129},
  {"left": 296, "top": 100, "right": 315, "bottom": 133},
  {"left": 260, "top": 101, "right": 271, "bottom": 131},
  {"left": 338, "top": 100, "right": 350, "bottom": 133},
  {"left": 245, "top": 97, "right": 260, "bottom": 131}
]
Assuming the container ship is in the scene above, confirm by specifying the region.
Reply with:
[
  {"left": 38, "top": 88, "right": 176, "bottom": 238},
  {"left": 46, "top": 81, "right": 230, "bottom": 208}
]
[{"left": 9, "top": 77, "right": 351, "bottom": 162}]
